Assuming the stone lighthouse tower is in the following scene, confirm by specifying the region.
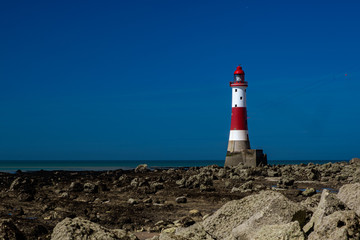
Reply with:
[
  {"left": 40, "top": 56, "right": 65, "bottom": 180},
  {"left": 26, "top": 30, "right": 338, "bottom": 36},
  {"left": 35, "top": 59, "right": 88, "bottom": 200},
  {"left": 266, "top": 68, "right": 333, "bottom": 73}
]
[{"left": 225, "top": 66, "right": 267, "bottom": 167}]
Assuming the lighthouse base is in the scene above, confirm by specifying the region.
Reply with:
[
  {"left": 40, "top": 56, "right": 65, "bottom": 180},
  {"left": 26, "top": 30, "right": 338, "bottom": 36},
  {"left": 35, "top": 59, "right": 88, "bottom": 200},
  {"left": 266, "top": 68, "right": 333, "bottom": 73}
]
[{"left": 225, "top": 149, "right": 267, "bottom": 167}]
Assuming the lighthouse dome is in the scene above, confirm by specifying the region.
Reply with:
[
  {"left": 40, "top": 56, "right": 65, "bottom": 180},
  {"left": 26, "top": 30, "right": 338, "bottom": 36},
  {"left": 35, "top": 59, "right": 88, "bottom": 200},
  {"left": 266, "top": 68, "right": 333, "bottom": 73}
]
[{"left": 234, "top": 66, "right": 245, "bottom": 75}]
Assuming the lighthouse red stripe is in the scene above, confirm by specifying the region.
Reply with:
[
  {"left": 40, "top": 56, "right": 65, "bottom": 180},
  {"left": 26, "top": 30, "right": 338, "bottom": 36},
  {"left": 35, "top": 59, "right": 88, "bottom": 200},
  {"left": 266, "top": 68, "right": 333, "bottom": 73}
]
[{"left": 230, "top": 107, "right": 248, "bottom": 130}]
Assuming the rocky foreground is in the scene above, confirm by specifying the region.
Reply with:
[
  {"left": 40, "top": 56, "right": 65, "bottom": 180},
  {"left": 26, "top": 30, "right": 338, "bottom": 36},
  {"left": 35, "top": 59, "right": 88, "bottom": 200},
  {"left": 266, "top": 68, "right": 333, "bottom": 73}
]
[{"left": 1, "top": 158, "right": 360, "bottom": 239}]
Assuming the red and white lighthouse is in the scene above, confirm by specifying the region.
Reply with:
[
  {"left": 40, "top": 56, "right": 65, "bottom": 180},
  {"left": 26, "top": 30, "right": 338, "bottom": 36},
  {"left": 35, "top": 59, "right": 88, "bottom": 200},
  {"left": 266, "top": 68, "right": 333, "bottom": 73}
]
[
  {"left": 227, "top": 66, "right": 250, "bottom": 152},
  {"left": 225, "top": 65, "right": 267, "bottom": 167}
]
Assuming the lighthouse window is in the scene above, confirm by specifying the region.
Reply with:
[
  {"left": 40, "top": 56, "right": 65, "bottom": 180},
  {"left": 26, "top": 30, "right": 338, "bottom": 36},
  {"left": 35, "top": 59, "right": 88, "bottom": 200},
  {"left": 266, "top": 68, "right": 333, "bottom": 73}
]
[
  {"left": 240, "top": 97, "right": 243, "bottom": 100},
  {"left": 235, "top": 89, "right": 237, "bottom": 92},
  {"left": 235, "top": 104, "right": 237, "bottom": 107}
]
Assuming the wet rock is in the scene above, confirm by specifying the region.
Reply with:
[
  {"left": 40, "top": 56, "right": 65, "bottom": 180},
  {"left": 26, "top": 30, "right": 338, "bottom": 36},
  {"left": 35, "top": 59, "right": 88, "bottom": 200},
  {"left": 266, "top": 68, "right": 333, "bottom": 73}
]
[
  {"left": 9, "top": 177, "right": 36, "bottom": 201},
  {"left": 201, "top": 190, "right": 306, "bottom": 240},
  {"left": 135, "top": 164, "right": 149, "bottom": 173},
  {"left": 143, "top": 198, "right": 152, "bottom": 203},
  {"left": 128, "top": 198, "right": 138, "bottom": 205},
  {"left": 303, "top": 189, "right": 347, "bottom": 234},
  {"left": 277, "top": 177, "right": 295, "bottom": 188},
  {"left": 338, "top": 183, "right": 360, "bottom": 216},
  {"left": 175, "top": 196, "right": 187, "bottom": 204},
  {"left": 18, "top": 192, "right": 35, "bottom": 202},
  {"left": 253, "top": 221, "right": 305, "bottom": 240},
  {"left": 30, "top": 224, "right": 48, "bottom": 238},
  {"left": 0, "top": 219, "right": 26, "bottom": 240},
  {"left": 302, "top": 187, "right": 316, "bottom": 197},
  {"left": 189, "top": 209, "right": 202, "bottom": 217},
  {"left": 308, "top": 210, "right": 360, "bottom": 240},
  {"left": 83, "top": 182, "right": 98, "bottom": 193},
  {"left": 51, "top": 217, "right": 138, "bottom": 240},
  {"left": 69, "top": 182, "right": 83, "bottom": 192},
  {"left": 178, "top": 216, "right": 195, "bottom": 227},
  {"left": 199, "top": 184, "right": 215, "bottom": 192},
  {"left": 150, "top": 182, "right": 164, "bottom": 191}
]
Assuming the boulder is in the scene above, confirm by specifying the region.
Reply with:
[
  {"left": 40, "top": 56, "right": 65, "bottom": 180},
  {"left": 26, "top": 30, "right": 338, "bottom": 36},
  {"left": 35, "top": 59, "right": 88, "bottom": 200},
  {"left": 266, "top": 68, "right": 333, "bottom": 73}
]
[
  {"left": 51, "top": 217, "right": 138, "bottom": 240},
  {"left": 338, "top": 183, "right": 360, "bottom": 216},
  {"left": 302, "top": 188, "right": 316, "bottom": 197},
  {"left": 201, "top": 190, "right": 306, "bottom": 240},
  {"left": 350, "top": 158, "right": 360, "bottom": 165},
  {"left": 83, "top": 183, "right": 98, "bottom": 193},
  {"left": 134, "top": 164, "right": 149, "bottom": 173},
  {"left": 252, "top": 221, "right": 305, "bottom": 240},
  {"left": 175, "top": 196, "right": 187, "bottom": 204},
  {"left": 69, "top": 182, "right": 83, "bottom": 192},
  {"left": 0, "top": 219, "right": 26, "bottom": 240},
  {"left": 157, "top": 223, "right": 214, "bottom": 240},
  {"left": 308, "top": 210, "right": 360, "bottom": 240},
  {"left": 303, "top": 189, "right": 347, "bottom": 234}
]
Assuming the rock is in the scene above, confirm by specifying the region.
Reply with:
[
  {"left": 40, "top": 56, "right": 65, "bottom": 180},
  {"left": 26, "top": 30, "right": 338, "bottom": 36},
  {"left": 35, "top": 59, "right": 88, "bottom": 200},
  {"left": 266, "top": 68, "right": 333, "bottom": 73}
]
[
  {"left": 338, "top": 183, "right": 360, "bottom": 216},
  {"left": 31, "top": 224, "right": 49, "bottom": 238},
  {"left": 178, "top": 216, "right": 195, "bottom": 227},
  {"left": 201, "top": 190, "right": 306, "bottom": 240},
  {"left": 69, "top": 182, "right": 83, "bottom": 192},
  {"left": 60, "top": 192, "right": 69, "bottom": 198},
  {"left": 158, "top": 223, "right": 214, "bottom": 240},
  {"left": 302, "top": 188, "right": 316, "bottom": 197},
  {"left": 150, "top": 182, "right": 164, "bottom": 191},
  {"left": 135, "top": 164, "right": 149, "bottom": 173},
  {"left": 252, "top": 221, "right": 305, "bottom": 240},
  {"left": 189, "top": 209, "right": 202, "bottom": 217},
  {"left": 308, "top": 210, "right": 360, "bottom": 240},
  {"left": 143, "top": 198, "right": 152, "bottom": 203},
  {"left": 83, "top": 182, "right": 98, "bottom": 193},
  {"left": 199, "top": 184, "right": 215, "bottom": 192},
  {"left": 303, "top": 189, "right": 347, "bottom": 234},
  {"left": 9, "top": 177, "right": 36, "bottom": 201},
  {"left": 277, "top": 177, "right": 295, "bottom": 188},
  {"left": 267, "top": 169, "right": 278, "bottom": 177},
  {"left": 350, "top": 158, "right": 360, "bottom": 165},
  {"left": 0, "top": 219, "right": 26, "bottom": 240},
  {"left": 128, "top": 198, "right": 138, "bottom": 205},
  {"left": 300, "top": 194, "right": 321, "bottom": 212},
  {"left": 51, "top": 217, "right": 138, "bottom": 240},
  {"left": 175, "top": 196, "right": 187, "bottom": 204}
]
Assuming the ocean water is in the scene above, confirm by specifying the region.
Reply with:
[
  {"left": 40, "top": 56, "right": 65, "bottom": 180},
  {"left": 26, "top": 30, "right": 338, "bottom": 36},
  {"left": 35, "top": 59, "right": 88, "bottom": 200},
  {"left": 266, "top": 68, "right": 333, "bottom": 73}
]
[{"left": 0, "top": 160, "right": 346, "bottom": 173}]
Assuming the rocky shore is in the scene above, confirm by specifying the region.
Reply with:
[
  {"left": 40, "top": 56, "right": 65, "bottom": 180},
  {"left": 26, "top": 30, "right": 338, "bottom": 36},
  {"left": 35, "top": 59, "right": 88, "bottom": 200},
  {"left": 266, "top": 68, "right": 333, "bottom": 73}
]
[{"left": 1, "top": 158, "right": 360, "bottom": 239}]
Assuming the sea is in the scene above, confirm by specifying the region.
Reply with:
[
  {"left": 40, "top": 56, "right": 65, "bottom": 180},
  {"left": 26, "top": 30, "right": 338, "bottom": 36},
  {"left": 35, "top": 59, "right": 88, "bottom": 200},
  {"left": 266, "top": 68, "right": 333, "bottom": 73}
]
[{"left": 0, "top": 160, "right": 347, "bottom": 173}]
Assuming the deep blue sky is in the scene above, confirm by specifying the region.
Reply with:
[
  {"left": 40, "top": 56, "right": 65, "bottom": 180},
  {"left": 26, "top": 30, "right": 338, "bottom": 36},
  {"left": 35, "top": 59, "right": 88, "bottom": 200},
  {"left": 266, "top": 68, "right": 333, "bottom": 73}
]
[{"left": 1, "top": 0, "right": 359, "bottom": 161}]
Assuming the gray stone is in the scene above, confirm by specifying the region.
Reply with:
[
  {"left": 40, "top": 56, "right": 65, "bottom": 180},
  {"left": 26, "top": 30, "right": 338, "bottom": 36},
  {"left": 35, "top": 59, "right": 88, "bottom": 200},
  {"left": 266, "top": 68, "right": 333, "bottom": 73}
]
[
  {"left": 128, "top": 198, "right": 138, "bottom": 205},
  {"left": 69, "top": 182, "right": 83, "bottom": 192},
  {"left": 201, "top": 190, "right": 306, "bottom": 240},
  {"left": 51, "top": 217, "right": 138, "bottom": 240},
  {"left": 252, "top": 221, "right": 305, "bottom": 240},
  {"left": 302, "top": 188, "right": 316, "bottom": 197},
  {"left": 303, "top": 189, "right": 347, "bottom": 234},
  {"left": 308, "top": 210, "right": 360, "bottom": 240},
  {"left": 158, "top": 223, "right": 214, "bottom": 240},
  {"left": 134, "top": 164, "right": 149, "bottom": 173},
  {"left": 175, "top": 196, "right": 187, "bottom": 204},
  {"left": 0, "top": 219, "right": 26, "bottom": 240},
  {"left": 83, "top": 183, "right": 98, "bottom": 193},
  {"left": 350, "top": 158, "right": 360, "bottom": 165},
  {"left": 338, "top": 183, "right": 360, "bottom": 216}
]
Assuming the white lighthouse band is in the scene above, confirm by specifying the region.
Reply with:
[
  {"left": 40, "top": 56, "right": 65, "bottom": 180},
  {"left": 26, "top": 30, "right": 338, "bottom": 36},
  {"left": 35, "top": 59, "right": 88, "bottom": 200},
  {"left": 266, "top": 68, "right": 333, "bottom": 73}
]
[
  {"left": 229, "top": 130, "right": 248, "bottom": 141},
  {"left": 232, "top": 86, "right": 247, "bottom": 108}
]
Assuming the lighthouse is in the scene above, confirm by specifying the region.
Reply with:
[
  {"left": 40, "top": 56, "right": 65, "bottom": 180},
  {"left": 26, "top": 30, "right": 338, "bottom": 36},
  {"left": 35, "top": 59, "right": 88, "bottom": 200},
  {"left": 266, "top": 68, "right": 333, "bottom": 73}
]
[{"left": 225, "top": 66, "right": 267, "bottom": 167}]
